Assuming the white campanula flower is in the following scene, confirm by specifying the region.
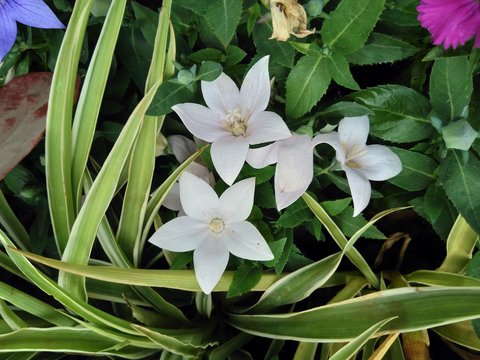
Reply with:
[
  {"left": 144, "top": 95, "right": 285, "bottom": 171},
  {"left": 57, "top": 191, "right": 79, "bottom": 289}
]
[
  {"left": 172, "top": 56, "right": 291, "bottom": 186},
  {"left": 149, "top": 172, "right": 274, "bottom": 294},
  {"left": 247, "top": 116, "right": 402, "bottom": 216},
  {"left": 0, "top": 0, "right": 64, "bottom": 62}
]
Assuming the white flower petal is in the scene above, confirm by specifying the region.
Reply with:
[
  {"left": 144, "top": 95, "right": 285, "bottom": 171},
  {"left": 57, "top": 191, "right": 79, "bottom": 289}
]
[
  {"left": 246, "top": 142, "right": 280, "bottom": 169},
  {"left": 355, "top": 145, "right": 402, "bottom": 181},
  {"left": 274, "top": 135, "right": 314, "bottom": 210},
  {"left": 344, "top": 167, "right": 371, "bottom": 217},
  {"left": 194, "top": 238, "right": 230, "bottom": 294},
  {"left": 219, "top": 178, "right": 255, "bottom": 223},
  {"left": 179, "top": 172, "right": 219, "bottom": 221},
  {"left": 172, "top": 103, "right": 229, "bottom": 142},
  {"left": 312, "top": 132, "right": 346, "bottom": 161},
  {"left": 246, "top": 111, "right": 291, "bottom": 145},
  {"left": 168, "top": 135, "right": 196, "bottom": 163},
  {"left": 240, "top": 56, "right": 271, "bottom": 118},
  {"left": 185, "top": 162, "right": 212, "bottom": 182},
  {"left": 211, "top": 136, "right": 249, "bottom": 185},
  {"left": 148, "top": 216, "right": 208, "bottom": 251},
  {"left": 162, "top": 182, "right": 182, "bottom": 211},
  {"left": 224, "top": 222, "right": 274, "bottom": 261},
  {"left": 338, "top": 116, "right": 370, "bottom": 148},
  {"left": 201, "top": 73, "right": 240, "bottom": 116}
]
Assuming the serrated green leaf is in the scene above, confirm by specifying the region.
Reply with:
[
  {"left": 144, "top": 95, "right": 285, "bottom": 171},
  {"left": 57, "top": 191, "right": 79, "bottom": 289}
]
[
  {"left": 225, "top": 45, "right": 247, "bottom": 65},
  {"left": 319, "top": 101, "right": 372, "bottom": 122},
  {"left": 227, "top": 263, "right": 263, "bottom": 298},
  {"left": 147, "top": 80, "right": 196, "bottom": 116},
  {"left": 423, "top": 183, "right": 457, "bottom": 240},
  {"left": 439, "top": 151, "right": 480, "bottom": 235},
  {"left": 277, "top": 199, "right": 312, "bottom": 228},
  {"left": 430, "top": 56, "right": 473, "bottom": 122},
  {"left": 197, "top": 61, "right": 223, "bottom": 81},
  {"left": 321, "top": 0, "right": 385, "bottom": 55},
  {"left": 351, "top": 85, "right": 434, "bottom": 143},
  {"left": 286, "top": 55, "right": 331, "bottom": 119},
  {"left": 188, "top": 48, "right": 224, "bottom": 63},
  {"left": 321, "top": 198, "right": 352, "bottom": 216},
  {"left": 326, "top": 52, "right": 360, "bottom": 90},
  {"left": 389, "top": 147, "right": 437, "bottom": 191},
  {"left": 205, "top": 0, "right": 243, "bottom": 48},
  {"left": 255, "top": 182, "right": 276, "bottom": 209},
  {"left": 334, "top": 207, "right": 386, "bottom": 240},
  {"left": 347, "top": 32, "right": 419, "bottom": 65},
  {"left": 253, "top": 23, "right": 295, "bottom": 68}
]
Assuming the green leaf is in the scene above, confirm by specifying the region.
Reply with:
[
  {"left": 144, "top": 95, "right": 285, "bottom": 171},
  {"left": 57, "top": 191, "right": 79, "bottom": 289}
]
[
  {"left": 321, "top": 198, "right": 352, "bottom": 216},
  {"left": 276, "top": 199, "right": 312, "bottom": 228},
  {"left": 255, "top": 182, "right": 276, "bottom": 209},
  {"left": 430, "top": 56, "right": 473, "bottom": 122},
  {"left": 229, "top": 287, "right": 480, "bottom": 341},
  {"left": 247, "top": 252, "right": 343, "bottom": 313},
  {"left": 197, "top": 61, "right": 223, "bottom": 81},
  {"left": 321, "top": 0, "right": 385, "bottom": 55},
  {"left": 204, "top": 0, "right": 243, "bottom": 48},
  {"left": 286, "top": 55, "right": 331, "bottom": 119},
  {"left": 334, "top": 207, "right": 386, "bottom": 240},
  {"left": 351, "top": 85, "right": 434, "bottom": 143},
  {"left": 347, "top": 33, "right": 418, "bottom": 65},
  {"left": 442, "top": 119, "right": 478, "bottom": 151},
  {"left": 188, "top": 48, "right": 223, "bottom": 63},
  {"left": 389, "top": 147, "right": 437, "bottom": 191},
  {"left": 227, "top": 263, "right": 263, "bottom": 298},
  {"left": 132, "top": 1, "right": 159, "bottom": 44},
  {"left": 147, "top": 80, "right": 196, "bottom": 116},
  {"left": 439, "top": 151, "right": 480, "bottom": 235},
  {"left": 326, "top": 53, "right": 360, "bottom": 90},
  {"left": 423, "top": 183, "right": 457, "bottom": 240},
  {"left": 253, "top": 23, "right": 295, "bottom": 68},
  {"left": 319, "top": 101, "right": 372, "bottom": 121},
  {"left": 225, "top": 45, "right": 247, "bottom": 65}
]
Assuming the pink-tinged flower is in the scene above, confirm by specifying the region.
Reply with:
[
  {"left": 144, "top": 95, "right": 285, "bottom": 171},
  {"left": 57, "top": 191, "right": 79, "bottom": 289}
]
[
  {"left": 247, "top": 116, "right": 402, "bottom": 216},
  {"left": 149, "top": 172, "right": 273, "bottom": 294},
  {"left": 417, "top": 0, "right": 480, "bottom": 49},
  {"left": 0, "top": 0, "right": 64, "bottom": 62},
  {"left": 172, "top": 56, "right": 291, "bottom": 186}
]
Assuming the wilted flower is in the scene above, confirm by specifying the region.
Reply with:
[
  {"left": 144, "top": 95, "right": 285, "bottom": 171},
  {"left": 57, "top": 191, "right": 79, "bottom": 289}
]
[
  {"left": 270, "top": 0, "right": 314, "bottom": 41},
  {"left": 247, "top": 116, "right": 402, "bottom": 216},
  {"left": 149, "top": 172, "right": 273, "bottom": 294},
  {"left": 417, "top": 0, "right": 480, "bottom": 49},
  {"left": 172, "top": 56, "right": 291, "bottom": 185},
  {"left": 0, "top": 0, "right": 64, "bottom": 62}
]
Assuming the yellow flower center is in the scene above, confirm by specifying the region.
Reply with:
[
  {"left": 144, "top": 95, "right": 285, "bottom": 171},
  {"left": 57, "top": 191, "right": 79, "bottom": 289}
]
[
  {"left": 209, "top": 218, "right": 225, "bottom": 234},
  {"left": 344, "top": 143, "right": 368, "bottom": 169},
  {"left": 226, "top": 108, "right": 247, "bottom": 136}
]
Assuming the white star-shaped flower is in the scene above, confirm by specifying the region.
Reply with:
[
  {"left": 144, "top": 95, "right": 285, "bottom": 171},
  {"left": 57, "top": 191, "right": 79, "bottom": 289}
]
[
  {"left": 149, "top": 172, "right": 274, "bottom": 294},
  {"left": 172, "top": 56, "right": 291, "bottom": 185},
  {"left": 246, "top": 116, "right": 402, "bottom": 216}
]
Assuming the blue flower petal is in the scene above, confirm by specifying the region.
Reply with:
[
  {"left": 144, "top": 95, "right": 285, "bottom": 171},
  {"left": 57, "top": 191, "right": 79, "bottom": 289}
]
[
  {"left": 7, "top": 0, "right": 64, "bottom": 29},
  {"left": 0, "top": 6, "right": 17, "bottom": 62}
]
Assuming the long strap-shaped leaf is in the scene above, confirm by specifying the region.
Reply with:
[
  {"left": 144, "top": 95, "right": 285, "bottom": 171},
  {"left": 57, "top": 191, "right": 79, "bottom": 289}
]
[
  {"left": 228, "top": 287, "right": 480, "bottom": 341},
  {"left": 71, "top": 0, "right": 127, "bottom": 210},
  {"left": 58, "top": 81, "right": 160, "bottom": 301},
  {"left": 302, "top": 193, "right": 379, "bottom": 288},
  {"left": 45, "top": 0, "right": 94, "bottom": 253},
  {"left": 0, "top": 190, "right": 31, "bottom": 251},
  {"left": 117, "top": 0, "right": 173, "bottom": 263}
]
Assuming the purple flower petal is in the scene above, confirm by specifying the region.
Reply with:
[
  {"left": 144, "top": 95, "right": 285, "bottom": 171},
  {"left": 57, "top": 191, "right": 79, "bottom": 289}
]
[
  {"left": 7, "top": 0, "right": 64, "bottom": 29},
  {"left": 0, "top": 9, "right": 17, "bottom": 62}
]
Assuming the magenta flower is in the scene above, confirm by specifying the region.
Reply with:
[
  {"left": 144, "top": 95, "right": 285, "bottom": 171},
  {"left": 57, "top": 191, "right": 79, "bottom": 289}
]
[
  {"left": 417, "top": 0, "right": 480, "bottom": 49},
  {"left": 0, "top": 0, "right": 64, "bottom": 62}
]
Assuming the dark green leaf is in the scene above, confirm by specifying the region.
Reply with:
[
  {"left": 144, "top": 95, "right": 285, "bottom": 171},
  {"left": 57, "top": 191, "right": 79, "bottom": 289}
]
[
  {"left": 320, "top": 102, "right": 372, "bottom": 122},
  {"left": 430, "top": 56, "right": 473, "bottom": 122},
  {"left": 334, "top": 207, "right": 386, "bottom": 240},
  {"left": 286, "top": 55, "right": 331, "bottom": 119},
  {"left": 321, "top": 198, "right": 352, "bottom": 216},
  {"left": 277, "top": 200, "right": 312, "bottom": 228},
  {"left": 389, "top": 147, "right": 437, "bottom": 191},
  {"left": 423, "top": 183, "right": 458, "bottom": 241},
  {"left": 227, "top": 263, "right": 263, "bottom": 298},
  {"left": 347, "top": 33, "right": 418, "bottom": 65},
  {"left": 255, "top": 182, "right": 276, "bottom": 209},
  {"left": 188, "top": 48, "right": 224, "bottom": 63},
  {"left": 326, "top": 53, "right": 360, "bottom": 90},
  {"left": 253, "top": 23, "right": 295, "bottom": 68},
  {"left": 439, "top": 150, "right": 480, "bottom": 235},
  {"left": 147, "top": 80, "right": 196, "bottom": 116},
  {"left": 205, "top": 0, "right": 243, "bottom": 48},
  {"left": 321, "top": 0, "right": 385, "bottom": 55},
  {"left": 132, "top": 2, "right": 159, "bottom": 44},
  {"left": 225, "top": 45, "right": 247, "bottom": 65},
  {"left": 351, "top": 85, "right": 434, "bottom": 143},
  {"left": 197, "top": 61, "right": 223, "bottom": 81}
]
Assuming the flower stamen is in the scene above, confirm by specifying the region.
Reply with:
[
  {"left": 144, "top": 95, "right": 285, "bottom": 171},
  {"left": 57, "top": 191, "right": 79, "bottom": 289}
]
[
  {"left": 226, "top": 108, "right": 247, "bottom": 136},
  {"left": 344, "top": 143, "right": 368, "bottom": 169},
  {"left": 209, "top": 218, "right": 225, "bottom": 234}
]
